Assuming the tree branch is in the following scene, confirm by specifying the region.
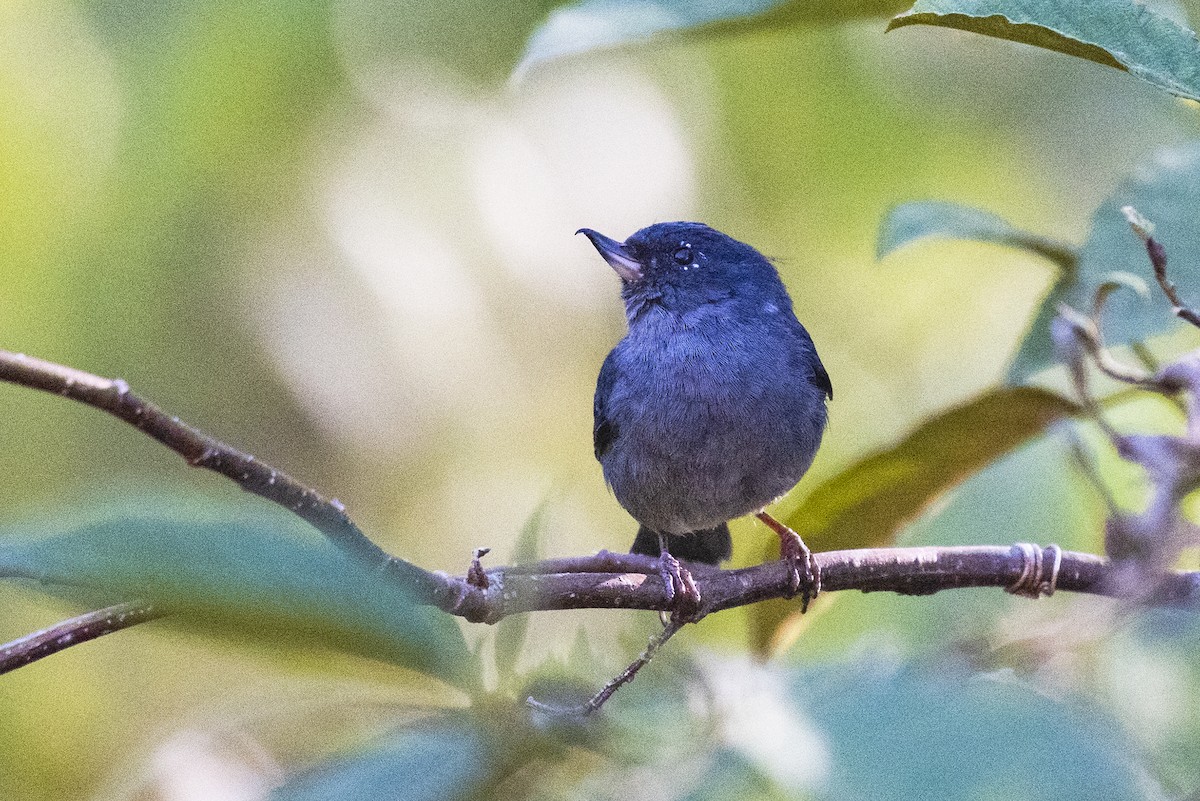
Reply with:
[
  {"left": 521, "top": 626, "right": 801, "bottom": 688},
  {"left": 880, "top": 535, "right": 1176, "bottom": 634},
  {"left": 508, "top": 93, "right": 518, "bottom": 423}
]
[
  {"left": 0, "top": 600, "right": 161, "bottom": 675},
  {"left": 2, "top": 349, "right": 1197, "bottom": 695},
  {"left": 0, "top": 350, "right": 449, "bottom": 599},
  {"left": 5, "top": 544, "right": 1196, "bottom": 676},
  {"left": 446, "top": 544, "right": 1199, "bottom": 624}
]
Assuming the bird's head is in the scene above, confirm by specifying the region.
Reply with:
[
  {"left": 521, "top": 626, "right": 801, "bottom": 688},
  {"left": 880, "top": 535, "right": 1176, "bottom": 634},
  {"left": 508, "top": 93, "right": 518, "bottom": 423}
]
[{"left": 577, "top": 222, "right": 791, "bottom": 321}]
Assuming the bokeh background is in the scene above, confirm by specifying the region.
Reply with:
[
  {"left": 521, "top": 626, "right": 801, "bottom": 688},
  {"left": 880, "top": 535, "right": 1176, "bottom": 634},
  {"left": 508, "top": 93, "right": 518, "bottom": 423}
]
[{"left": 2, "top": 1, "right": 1200, "bottom": 799}]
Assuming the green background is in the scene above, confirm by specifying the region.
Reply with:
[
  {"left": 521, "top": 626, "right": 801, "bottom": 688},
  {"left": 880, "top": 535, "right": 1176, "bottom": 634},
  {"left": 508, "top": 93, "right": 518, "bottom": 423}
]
[{"left": 2, "top": 1, "right": 1199, "bottom": 798}]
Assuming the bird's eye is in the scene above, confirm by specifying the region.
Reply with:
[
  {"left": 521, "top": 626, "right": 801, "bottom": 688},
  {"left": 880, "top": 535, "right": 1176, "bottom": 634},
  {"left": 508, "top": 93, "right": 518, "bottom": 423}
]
[{"left": 672, "top": 247, "right": 692, "bottom": 265}]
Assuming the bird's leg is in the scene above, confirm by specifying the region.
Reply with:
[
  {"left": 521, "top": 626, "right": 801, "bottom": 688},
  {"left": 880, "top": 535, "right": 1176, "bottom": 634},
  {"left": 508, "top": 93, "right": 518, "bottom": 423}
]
[
  {"left": 656, "top": 532, "right": 701, "bottom": 622},
  {"left": 756, "top": 511, "right": 820, "bottom": 612}
]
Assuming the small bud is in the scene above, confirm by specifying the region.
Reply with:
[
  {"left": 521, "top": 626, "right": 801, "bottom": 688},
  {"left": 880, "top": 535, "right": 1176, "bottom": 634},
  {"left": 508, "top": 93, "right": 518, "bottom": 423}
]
[{"left": 1121, "top": 205, "right": 1155, "bottom": 241}]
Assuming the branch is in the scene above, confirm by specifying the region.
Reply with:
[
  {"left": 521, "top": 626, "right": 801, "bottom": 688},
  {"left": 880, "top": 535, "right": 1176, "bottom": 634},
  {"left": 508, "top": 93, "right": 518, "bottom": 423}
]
[
  {"left": 1124, "top": 205, "right": 1200, "bottom": 330},
  {"left": 1054, "top": 304, "right": 1159, "bottom": 392},
  {"left": 6, "top": 544, "right": 1196, "bottom": 678},
  {"left": 0, "top": 601, "right": 161, "bottom": 675},
  {"left": 445, "top": 544, "right": 1199, "bottom": 624},
  {"left": 528, "top": 618, "right": 685, "bottom": 717},
  {"left": 0, "top": 350, "right": 449, "bottom": 600},
  {"left": 3, "top": 349, "right": 1198, "bottom": 701}
]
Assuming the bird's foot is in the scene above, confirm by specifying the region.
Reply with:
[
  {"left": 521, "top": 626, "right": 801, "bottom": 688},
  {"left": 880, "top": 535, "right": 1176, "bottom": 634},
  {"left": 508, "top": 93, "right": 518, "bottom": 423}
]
[
  {"left": 656, "top": 549, "right": 701, "bottom": 623},
  {"left": 756, "top": 512, "right": 820, "bottom": 612},
  {"left": 780, "top": 535, "right": 820, "bottom": 613}
]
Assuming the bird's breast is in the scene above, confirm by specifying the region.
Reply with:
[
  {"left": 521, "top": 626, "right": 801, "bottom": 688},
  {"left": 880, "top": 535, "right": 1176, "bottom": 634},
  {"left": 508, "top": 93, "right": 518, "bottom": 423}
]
[{"left": 602, "top": 315, "right": 827, "bottom": 532}]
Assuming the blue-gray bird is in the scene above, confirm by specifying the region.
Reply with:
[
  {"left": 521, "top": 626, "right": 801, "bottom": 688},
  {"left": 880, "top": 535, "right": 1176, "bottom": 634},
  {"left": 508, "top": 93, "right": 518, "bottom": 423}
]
[{"left": 579, "top": 222, "right": 831, "bottom": 609}]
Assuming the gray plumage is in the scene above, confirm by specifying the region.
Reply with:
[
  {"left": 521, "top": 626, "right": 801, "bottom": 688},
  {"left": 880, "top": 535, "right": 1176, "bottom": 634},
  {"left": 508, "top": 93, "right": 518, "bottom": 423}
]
[{"left": 581, "top": 222, "right": 831, "bottom": 565}]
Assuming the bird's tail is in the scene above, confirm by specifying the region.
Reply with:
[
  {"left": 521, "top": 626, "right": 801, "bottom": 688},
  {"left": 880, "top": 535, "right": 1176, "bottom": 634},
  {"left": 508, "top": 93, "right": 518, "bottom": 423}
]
[{"left": 630, "top": 523, "right": 732, "bottom": 566}]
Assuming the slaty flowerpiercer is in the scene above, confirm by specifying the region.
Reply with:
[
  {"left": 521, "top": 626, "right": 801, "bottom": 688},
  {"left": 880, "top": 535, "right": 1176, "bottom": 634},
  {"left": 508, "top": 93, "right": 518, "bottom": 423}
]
[{"left": 579, "top": 222, "right": 831, "bottom": 610}]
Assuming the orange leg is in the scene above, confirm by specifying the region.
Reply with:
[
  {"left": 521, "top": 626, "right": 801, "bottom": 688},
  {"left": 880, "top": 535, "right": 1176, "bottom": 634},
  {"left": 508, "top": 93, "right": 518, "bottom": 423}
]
[{"left": 756, "top": 511, "right": 820, "bottom": 612}]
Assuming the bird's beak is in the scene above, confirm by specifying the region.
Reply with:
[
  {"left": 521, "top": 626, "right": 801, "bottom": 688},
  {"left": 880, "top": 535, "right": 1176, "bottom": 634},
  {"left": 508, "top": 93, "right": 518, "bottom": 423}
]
[{"left": 577, "top": 228, "right": 643, "bottom": 283}]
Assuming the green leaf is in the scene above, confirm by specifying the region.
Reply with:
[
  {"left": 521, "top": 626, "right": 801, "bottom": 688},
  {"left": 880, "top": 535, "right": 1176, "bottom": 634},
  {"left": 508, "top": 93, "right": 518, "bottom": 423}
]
[
  {"left": 0, "top": 511, "right": 476, "bottom": 685},
  {"left": 1005, "top": 281, "right": 1071, "bottom": 383},
  {"left": 875, "top": 200, "right": 1077, "bottom": 383},
  {"left": 272, "top": 719, "right": 492, "bottom": 801},
  {"left": 888, "top": 0, "right": 1200, "bottom": 102},
  {"left": 494, "top": 502, "right": 546, "bottom": 682},
  {"left": 882, "top": 145, "right": 1200, "bottom": 383},
  {"left": 1073, "top": 142, "right": 1200, "bottom": 345},
  {"left": 750, "top": 387, "right": 1078, "bottom": 655},
  {"left": 789, "top": 386, "right": 1077, "bottom": 551},
  {"left": 877, "top": 200, "right": 1076, "bottom": 269},
  {"left": 799, "top": 659, "right": 1145, "bottom": 800},
  {"left": 514, "top": 0, "right": 909, "bottom": 80},
  {"left": 1012, "top": 142, "right": 1200, "bottom": 381}
]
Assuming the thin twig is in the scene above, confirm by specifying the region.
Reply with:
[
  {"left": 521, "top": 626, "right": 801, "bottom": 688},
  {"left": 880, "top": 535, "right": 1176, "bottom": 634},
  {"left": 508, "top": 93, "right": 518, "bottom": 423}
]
[
  {"left": 1124, "top": 206, "right": 1200, "bottom": 331},
  {"left": 1130, "top": 342, "right": 1189, "bottom": 416},
  {"left": 1149, "top": 237, "right": 1200, "bottom": 329},
  {"left": 1052, "top": 309, "right": 1139, "bottom": 453},
  {"left": 528, "top": 619, "right": 684, "bottom": 716},
  {"left": 1130, "top": 342, "right": 1161, "bottom": 374},
  {"left": 0, "top": 601, "right": 161, "bottom": 675},
  {"left": 1055, "top": 304, "right": 1159, "bottom": 389},
  {"left": 0, "top": 350, "right": 449, "bottom": 600}
]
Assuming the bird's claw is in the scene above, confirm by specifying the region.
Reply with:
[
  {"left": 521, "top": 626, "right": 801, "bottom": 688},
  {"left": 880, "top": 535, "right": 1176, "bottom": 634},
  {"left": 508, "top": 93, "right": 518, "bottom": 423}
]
[
  {"left": 779, "top": 533, "right": 820, "bottom": 612},
  {"left": 758, "top": 511, "right": 820, "bottom": 613},
  {"left": 657, "top": 551, "right": 701, "bottom": 623}
]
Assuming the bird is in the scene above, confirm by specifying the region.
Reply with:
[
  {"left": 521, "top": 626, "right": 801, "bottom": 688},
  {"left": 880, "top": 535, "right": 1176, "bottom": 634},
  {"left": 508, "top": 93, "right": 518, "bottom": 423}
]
[{"left": 579, "top": 222, "right": 831, "bottom": 613}]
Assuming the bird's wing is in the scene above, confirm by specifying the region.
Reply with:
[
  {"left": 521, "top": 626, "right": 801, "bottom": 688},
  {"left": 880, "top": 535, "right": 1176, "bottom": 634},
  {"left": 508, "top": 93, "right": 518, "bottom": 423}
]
[
  {"left": 810, "top": 350, "right": 833, "bottom": 400},
  {"left": 593, "top": 350, "right": 620, "bottom": 460}
]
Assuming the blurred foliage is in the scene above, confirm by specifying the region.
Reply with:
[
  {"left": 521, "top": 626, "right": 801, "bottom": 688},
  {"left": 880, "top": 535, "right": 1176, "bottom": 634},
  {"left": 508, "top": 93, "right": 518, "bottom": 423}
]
[
  {"left": 877, "top": 199, "right": 1077, "bottom": 266},
  {"left": 2, "top": 0, "right": 1200, "bottom": 799},
  {"left": 781, "top": 386, "right": 1078, "bottom": 553},
  {"left": 270, "top": 653, "right": 1150, "bottom": 800},
  {"left": 272, "top": 720, "right": 494, "bottom": 801},
  {"left": 493, "top": 502, "right": 546, "bottom": 685},
  {"left": 0, "top": 504, "right": 476, "bottom": 685},
  {"left": 883, "top": 143, "right": 1200, "bottom": 382},
  {"left": 889, "top": 0, "right": 1200, "bottom": 102},
  {"left": 522, "top": 0, "right": 1200, "bottom": 103},
  {"left": 515, "top": 0, "right": 910, "bottom": 80},
  {"left": 751, "top": 386, "right": 1079, "bottom": 655}
]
